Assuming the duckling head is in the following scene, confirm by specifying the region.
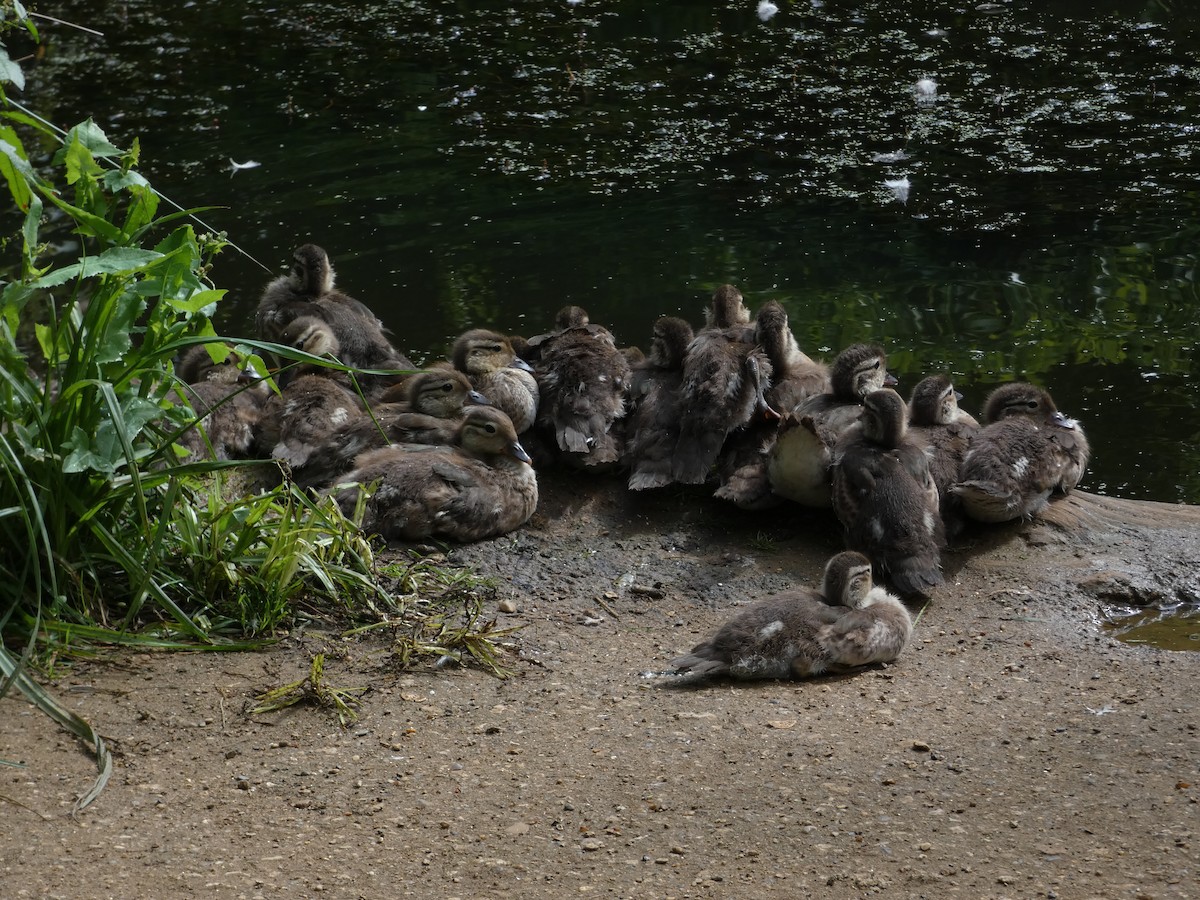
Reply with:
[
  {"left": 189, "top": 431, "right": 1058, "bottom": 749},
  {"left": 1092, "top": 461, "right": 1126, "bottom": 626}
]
[
  {"left": 406, "top": 370, "right": 489, "bottom": 418},
  {"left": 555, "top": 306, "right": 591, "bottom": 329},
  {"left": 831, "top": 343, "right": 895, "bottom": 401},
  {"left": 452, "top": 329, "right": 520, "bottom": 376},
  {"left": 290, "top": 243, "right": 336, "bottom": 296},
  {"left": 753, "top": 299, "right": 805, "bottom": 370},
  {"left": 281, "top": 315, "right": 340, "bottom": 358},
  {"left": 705, "top": 284, "right": 751, "bottom": 329},
  {"left": 821, "top": 551, "right": 875, "bottom": 608},
  {"left": 458, "top": 406, "right": 532, "bottom": 464},
  {"left": 649, "top": 316, "right": 694, "bottom": 369},
  {"left": 982, "top": 382, "right": 1058, "bottom": 425},
  {"left": 909, "top": 374, "right": 965, "bottom": 426},
  {"left": 860, "top": 388, "right": 909, "bottom": 447}
]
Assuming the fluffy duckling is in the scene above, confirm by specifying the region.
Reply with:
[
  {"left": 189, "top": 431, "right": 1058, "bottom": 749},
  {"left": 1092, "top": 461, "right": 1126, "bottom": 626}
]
[
  {"left": 672, "top": 285, "right": 775, "bottom": 485},
  {"left": 329, "top": 406, "right": 538, "bottom": 543},
  {"left": 450, "top": 329, "right": 539, "bottom": 434},
  {"left": 277, "top": 313, "right": 413, "bottom": 400},
  {"left": 533, "top": 306, "right": 632, "bottom": 466},
  {"left": 171, "top": 343, "right": 271, "bottom": 462},
  {"left": 625, "top": 316, "right": 695, "bottom": 491},
  {"left": 290, "top": 370, "right": 488, "bottom": 490},
  {"left": 908, "top": 375, "right": 980, "bottom": 540},
  {"left": 831, "top": 388, "right": 944, "bottom": 597},
  {"left": 660, "top": 551, "right": 913, "bottom": 683},
  {"left": 767, "top": 342, "right": 895, "bottom": 507},
  {"left": 267, "top": 374, "right": 364, "bottom": 470},
  {"left": 951, "top": 382, "right": 1090, "bottom": 523},
  {"left": 715, "top": 300, "right": 828, "bottom": 508},
  {"left": 255, "top": 243, "right": 381, "bottom": 342}
]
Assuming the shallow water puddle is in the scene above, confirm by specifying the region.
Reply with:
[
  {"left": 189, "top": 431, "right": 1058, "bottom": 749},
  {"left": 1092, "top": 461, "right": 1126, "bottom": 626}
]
[{"left": 1104, "top": 605, "right": 1200, "bottom": 652}]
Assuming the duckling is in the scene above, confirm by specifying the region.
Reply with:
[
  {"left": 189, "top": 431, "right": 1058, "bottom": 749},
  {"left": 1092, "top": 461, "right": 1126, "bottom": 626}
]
[
  {"left": 277, "top": 313, "right": 413, "bottom": 400},
  {"left": 176, "top": 342, "right": 267, "bottom": 389},
  {"left": 291, "top": 370, "right": 488, "bottom": 490},
  {"left": 951, "top": 382, "right": 1090, "bottom": 523},
  {"left": 908, "top": 375, "right": 980, "bottom": 540},
  {"left": 831, "top": 388, "right": 944, "bottom": 597},
  {"left": 450, "top": 328, "right": 539, "bottom": 434},
  {"left": 672, "top": 285, "right": 775, "bottom": 485},
  {"left": 268, "top": 374, "right": 364, "bottom": 470},
  {"left": 624, "top": 316, "right": 695, "bottom": 491},
  {"left": 169, "top": 342, "right": 271, "bottom": 461},
  {"left": 715, "top": 300, "right": 829, "bottom": 508},
  {"left": 533, "top": 306, "right": 632, "bottom": 466},
  {"left": 767, "top": 342, "right": 895, "bottom": 507},
  {"left": 255, "top": 243, "right": 382, "bottom": 343},
  {"left": 660, "top": 551, "right": 913, "bottom": 683},
  {"left": 328, "top": 406, "right": 538, "bottom": 543}
]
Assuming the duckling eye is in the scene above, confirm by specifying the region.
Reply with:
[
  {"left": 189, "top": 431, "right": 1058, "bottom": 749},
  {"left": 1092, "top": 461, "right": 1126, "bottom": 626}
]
[
  {"left": 441, "top": 383, "right": 453, "bottom": 392},
  {"left": 485, "top": 424, "right": 497, "bottom": 434}
]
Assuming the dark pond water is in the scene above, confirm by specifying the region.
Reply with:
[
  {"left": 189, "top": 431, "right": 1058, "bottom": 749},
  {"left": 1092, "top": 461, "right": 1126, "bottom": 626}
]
[{"left": 11, "top": 1, "right": 1200, "bottom": 642}]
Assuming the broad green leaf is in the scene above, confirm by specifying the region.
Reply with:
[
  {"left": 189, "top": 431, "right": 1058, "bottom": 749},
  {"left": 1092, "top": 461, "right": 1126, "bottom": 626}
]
[
  {"left": 0, "top": 134, "right": 34, "bottom": 210},
  {"left": 22, "top": 192, "right": 42, "bottom": 256},
  {"left": 103, "top": 169, "right": 150, "bottom": 192},
  {"left": 63, "top": 119, "right": 123, "bottom": 159},
  {"left": 0, "top": 128, "right": 32, "bottom": 208},
  {"left": 88, "top": 246, "right": 164, "bottom": 274},
  {"left": 94, "top": 291, "right": 144, "bottom": 364},
  {"left": 62, "top": 426, "right": 113, "bottom": 474},
  {"left": 31, "top": 262, "right": 84, "bottom": 288},
  {"left": 62, "top": 136, "right": 103, "bottom": 186},
  {"left": 41, "top": 191, "right": 124, "bottom": 243},
  {"left": 166, "top": 288, "right": 225, "bottom": 314},
  {"left": 0, "top": 44, "right": 25, "bottom": 91}
]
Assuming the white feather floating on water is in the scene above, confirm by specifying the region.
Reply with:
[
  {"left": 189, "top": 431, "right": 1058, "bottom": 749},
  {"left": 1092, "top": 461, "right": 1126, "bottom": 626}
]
[
  {"left": 914, "top": 78, "right": 938, "bottom": 104},
  {"left": 229, "top": 158, "right": 262, "bottom": 174},
  {"left": 884, "top": 177, "right": 911, "bottom": 205},
  {"left": 757, "top": 1, "right": 779, "bottom": 22}
]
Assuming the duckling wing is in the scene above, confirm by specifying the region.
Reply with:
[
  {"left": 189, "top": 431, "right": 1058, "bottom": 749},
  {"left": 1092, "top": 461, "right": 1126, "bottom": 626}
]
[
  {"left": 953, "top": 419, "right": 1058, "bottom": 522},
  {"left": 422, "top": 457, "right": 537, "bottom": 542},
  {"left": 672, "top": 336, "right": 770, "bottom": 484},
  {"left": 625, "top": 375, "right": 683, "bottom": 491},
  {"left": 1047, "top": 419, "right": 1090, "bottom": 493},
  {"left": 669, "top": 592, "right": 839, "bottom": 681}
]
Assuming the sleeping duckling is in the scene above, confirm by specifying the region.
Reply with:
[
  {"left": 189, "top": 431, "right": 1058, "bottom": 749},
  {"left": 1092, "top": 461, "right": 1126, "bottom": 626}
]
[
  {"left": 267, "top": 373, "right": 364, "bottom": 470},
  {"left": 277, "top": 314, "right": 413, "bottom": 400},
  {"left": 533, "top": 306, "right": 632, "bottom": 466},
  {"left": 328, "top": 406, "right": 538, "bottom": 543},
  {"left": 831, "top": 388, "right": 944, "bottom": 597},
  {"left": 291, "top": 370, "right": 488, "bottom": 490},
  {"left": 951, "top": 382, "right": 1089, "bottom": 523},
  {"left": 908, "top": 374, "right": 980, "bottom": 540},
  {"left": 672, "top": 285, "right": 775, "bottom": 485},
  {"left": 659, "top": 551, "right": 913, "bottom": 683},
  {"left": 450, "top": 328, "right": 539, "bottom": 434},
  {"left": 624, "top": 316, "right": 694, "bottom": 491},
  {"left": 255, "top": 243, "right": 382, "bottom": 343},
  {"left": 715, "top": 300, "right": 828, "bottom": 508},
  {"left": 766, "top": 342, "right": 895, "bottom": 507},
  {"left": 172, "top": 346, "right": 269, "bottom": 463}
]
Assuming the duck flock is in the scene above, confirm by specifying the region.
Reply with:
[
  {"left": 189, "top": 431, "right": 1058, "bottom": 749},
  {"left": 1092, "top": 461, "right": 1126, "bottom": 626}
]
[{"left": 177, "top": 243, "right": 1091, "bottom": 682}]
